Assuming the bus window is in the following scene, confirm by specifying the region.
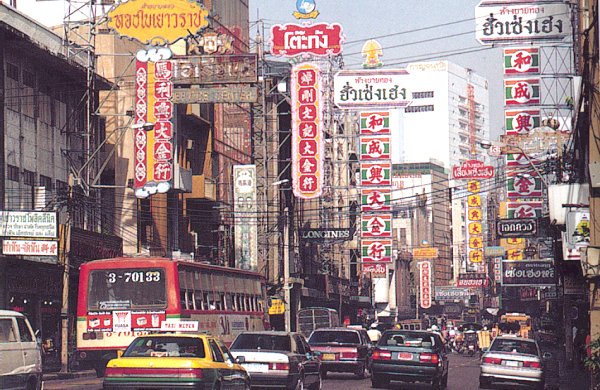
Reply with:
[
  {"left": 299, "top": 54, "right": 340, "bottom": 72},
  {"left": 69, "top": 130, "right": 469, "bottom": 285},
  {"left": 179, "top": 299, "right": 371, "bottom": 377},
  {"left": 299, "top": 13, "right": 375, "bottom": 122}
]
[
  {"left": 225, "top": 293, "right": 232, "bottom": 311},
  {"left": 194, "top": 290, "right": 203, "bottom": 310},
  {"left": 180, "top": 289, "right": 188, "bottom": 310}
]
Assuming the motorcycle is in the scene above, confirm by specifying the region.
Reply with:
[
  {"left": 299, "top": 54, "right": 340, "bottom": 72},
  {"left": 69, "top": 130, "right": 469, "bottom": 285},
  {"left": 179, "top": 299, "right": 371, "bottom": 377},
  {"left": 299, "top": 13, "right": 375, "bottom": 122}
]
[{"left": 464, "top": 330, "right": 479, "bottom": 357}]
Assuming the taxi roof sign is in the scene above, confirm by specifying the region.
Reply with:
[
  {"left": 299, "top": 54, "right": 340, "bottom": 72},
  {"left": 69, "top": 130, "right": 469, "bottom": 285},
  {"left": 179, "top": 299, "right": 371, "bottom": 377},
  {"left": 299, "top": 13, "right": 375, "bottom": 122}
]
[{"left": 160, "top": 320, "right": 199, "bottom": 332}]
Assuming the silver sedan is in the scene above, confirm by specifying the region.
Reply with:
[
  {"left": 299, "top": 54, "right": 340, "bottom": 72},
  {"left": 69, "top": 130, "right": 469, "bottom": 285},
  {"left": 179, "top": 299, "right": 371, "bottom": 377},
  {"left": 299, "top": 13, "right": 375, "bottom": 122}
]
[{"left": 479, "top": 336, "right": 550, "bottom": 390}]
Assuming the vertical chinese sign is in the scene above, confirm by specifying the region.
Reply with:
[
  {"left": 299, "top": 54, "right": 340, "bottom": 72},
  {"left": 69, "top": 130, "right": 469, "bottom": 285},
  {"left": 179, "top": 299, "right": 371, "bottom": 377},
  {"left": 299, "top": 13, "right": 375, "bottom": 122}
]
[
  {"left": 359, "top": 111, "right": 393, "bottom": 278},
  {"left": 291, "top": 63, "right": 323, "bottom": 199},
  {"left": 418, "top": 261, "right": 432, "bottom": 309},
  {"left": 233, "top": 165, "right": 258, "bottom": 271},
  {"left": 134, "top": 56, "right": 174, "bottom": 198}
]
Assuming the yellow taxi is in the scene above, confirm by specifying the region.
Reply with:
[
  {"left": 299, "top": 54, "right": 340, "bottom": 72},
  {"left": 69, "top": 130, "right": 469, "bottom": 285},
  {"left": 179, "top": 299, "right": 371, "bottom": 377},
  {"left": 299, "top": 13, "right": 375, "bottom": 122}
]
[{"left": 103, "top": 333, "right": 250, "bottom": 390}]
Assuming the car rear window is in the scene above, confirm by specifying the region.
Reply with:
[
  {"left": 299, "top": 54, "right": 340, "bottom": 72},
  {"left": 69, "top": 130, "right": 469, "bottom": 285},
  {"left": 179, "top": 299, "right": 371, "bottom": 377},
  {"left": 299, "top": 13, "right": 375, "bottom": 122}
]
[
  {"left": 490, "top": 339, "right": 538, "bottom": 355},
  {"left": 230, "top": 334, "right": 291, "bottom": 351},
  {"left": 379, "top": 332, "right": 435, "bottom": 348},
  {"left": 308, "top": 330, "right": 360, "bottom": 345},
  {"left": 124, "top": 336, "right": 205, "bottom": 358}
]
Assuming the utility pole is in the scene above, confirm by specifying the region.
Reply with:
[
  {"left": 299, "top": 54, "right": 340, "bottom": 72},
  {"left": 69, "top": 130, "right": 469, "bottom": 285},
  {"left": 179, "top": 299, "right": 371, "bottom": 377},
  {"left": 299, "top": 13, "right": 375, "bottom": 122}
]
[
  {"left": 59, "top": 215, "right": 72, "bottom": 373},
  {"left": 283, "top": 206, "right": 291, "bottom": 331}
]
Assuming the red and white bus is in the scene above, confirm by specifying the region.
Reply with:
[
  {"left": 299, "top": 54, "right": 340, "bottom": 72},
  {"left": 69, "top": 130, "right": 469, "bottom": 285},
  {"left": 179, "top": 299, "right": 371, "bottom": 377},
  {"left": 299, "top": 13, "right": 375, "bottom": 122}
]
[{"left": 75, "top": 257, "right": 268, "bottom": 376}]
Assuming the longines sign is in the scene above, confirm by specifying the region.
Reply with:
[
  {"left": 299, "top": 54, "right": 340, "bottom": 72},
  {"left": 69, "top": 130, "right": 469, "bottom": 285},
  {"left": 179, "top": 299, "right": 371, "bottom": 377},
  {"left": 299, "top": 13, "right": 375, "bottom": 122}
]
[
  {"left": 300, "top": 228, "right": 352, "bottom": 242},
  {"left": 497, "top": 218, "right": 537, "bottom": 237}
]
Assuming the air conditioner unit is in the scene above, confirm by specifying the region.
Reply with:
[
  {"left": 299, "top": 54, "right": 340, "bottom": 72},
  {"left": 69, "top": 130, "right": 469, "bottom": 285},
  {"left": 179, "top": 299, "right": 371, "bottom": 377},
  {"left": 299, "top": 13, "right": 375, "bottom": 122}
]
[{"left": 172, "top": 163, "right": 192, "bottom": 192}]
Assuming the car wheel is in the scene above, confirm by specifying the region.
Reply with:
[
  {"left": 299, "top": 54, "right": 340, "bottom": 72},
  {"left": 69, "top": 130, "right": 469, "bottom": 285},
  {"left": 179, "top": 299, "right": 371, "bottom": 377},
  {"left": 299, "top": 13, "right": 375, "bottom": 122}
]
[
  {"left": 354, "top": 363, "right": 366, "bottom": 379},
  {"left": 479, "top": 376, "right": 491, "bottom": 389},
  {"left": 309, "top": 372, "right": 322, "bottom": 390},
  {"left": 431, "top": 377, "right": 441, "bottom": 390},
  {"left": 321, "top": 369, "right": 327, "bottom": 379},
  {"left": 95, "top": 362, "right": 106, "bottom": 378},
  {"left": 371, "top": 375, "right": 389, "bottom": 388},
  {"left": 293, "top": 373, "right": 305, "bottom": 390}
]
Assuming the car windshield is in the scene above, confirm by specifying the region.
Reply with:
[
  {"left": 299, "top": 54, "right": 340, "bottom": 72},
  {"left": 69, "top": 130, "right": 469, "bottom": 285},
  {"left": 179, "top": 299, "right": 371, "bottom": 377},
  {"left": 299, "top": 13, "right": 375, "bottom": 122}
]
[
  {"left": 308, "top": 330, "right": 359, "bottom": 345},
  {"left": 490, "top": 339, "right": 538, "bottom": 355},
  {"left": 230, "top": 334, "right": 291, "bottom": 351},
  {"left": 379, "top": 332, "right": 435, "bottom": 348},
  {"left": 123, "top": 336, "right": 205, "bottom": 358}
]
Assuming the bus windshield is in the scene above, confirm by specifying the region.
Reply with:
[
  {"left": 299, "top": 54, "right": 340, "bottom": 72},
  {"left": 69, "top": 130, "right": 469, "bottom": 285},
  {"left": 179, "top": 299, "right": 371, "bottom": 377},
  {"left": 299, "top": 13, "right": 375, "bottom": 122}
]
[{"left": 87, "top": 268, "right": 167, "bottom": 310}]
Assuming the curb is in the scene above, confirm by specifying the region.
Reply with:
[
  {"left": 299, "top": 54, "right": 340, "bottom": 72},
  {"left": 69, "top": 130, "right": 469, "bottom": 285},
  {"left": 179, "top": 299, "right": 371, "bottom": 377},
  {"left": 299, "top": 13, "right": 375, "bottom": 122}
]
[{"left": 42, "top": 370, "right": 96, "bottom": 381}]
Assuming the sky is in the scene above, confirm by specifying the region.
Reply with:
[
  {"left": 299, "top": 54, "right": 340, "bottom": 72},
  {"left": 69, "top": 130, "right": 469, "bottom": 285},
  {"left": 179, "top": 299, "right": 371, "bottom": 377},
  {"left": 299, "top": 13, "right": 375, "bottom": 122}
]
[{"left": 13, "top": 0, "right": 504, "bottom": 137}]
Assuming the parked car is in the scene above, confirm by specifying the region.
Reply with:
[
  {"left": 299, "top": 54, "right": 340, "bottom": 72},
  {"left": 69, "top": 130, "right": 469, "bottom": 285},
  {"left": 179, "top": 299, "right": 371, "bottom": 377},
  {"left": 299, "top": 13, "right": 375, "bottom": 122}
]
[
  {"left": 307, "top": 327, "right": 373, "bottom": 378},
  {"left": 230, "top": 331, "right": 321, "bottom": 389},
  {"left": 103, "top": 333, "right": 250, "bottom": 389},
  {"left": 479, "top": 335, "right": 550, "bottom": 390},
  {"left": 0, "top": 310, "right": 42, "bottom": 390},
  {"left": 371, "top": 330, "right": 449, "bottom": 389}
]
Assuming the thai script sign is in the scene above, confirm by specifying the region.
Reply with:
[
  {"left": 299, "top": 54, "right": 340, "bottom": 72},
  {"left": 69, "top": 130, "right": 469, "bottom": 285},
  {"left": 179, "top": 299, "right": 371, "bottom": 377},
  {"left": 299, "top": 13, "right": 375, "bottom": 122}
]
[
  {"left": 171, "top": 86, "right": 258, "bottom": 104},
  {"left": 360, "top": 136, "right": 390, "bottom": 160},
  {"left": 291, "top": 63, "right": 323, "bottom": 199},
  {"left": 435, "top": 286, "right": 474, "bottom": 301},
  {"left": 300, "top": 228, "right": 352, "bottom": 242},
  {"left": 361, "top": 162, "right": 391, "bottom": 186},
  {"left": 361, "top": 239, "right": 392, "bottom": 263},
  {"left": 362, "top": 263, "right": 387, "bottom": 277},
  {"left": 419, "top": 261, "right": 432, "bottom": 309},
  {"left": 360, "top": 111, "right": 390, "bottom": 134},
  {"left": 485, "top": 246, "right": 506, "bottom": 257},
  {"left": 171, "top": 54, "right": 258, "bottom": 84},
  {"left": 504, "top": 78, "right": 540, "bottom": 105},
  {"left": 505, "top": 109, "right": 540, "bottom": 135},
  {"left": 413, "top": 247, "right": 438, "bottom": 259},
  {"left": 504, "top": 47, "right": 540, "bottom": 74},
  {"left": 475, "top": 2, "right": 572, "bottom": 45},
  {"left": 233, "top": 165, "right": 258, "bottom": 271},
  {"left": 2, "top": 239, "right": 58, "bottom": 256},
  {"left": 270, "top": 23, "right": 344, "bottom": 57},
  {"left": 361, "top": 214, "right": 392, "bottom": 238},
  {"left": 507, "top": 174, "right": 543, "bottom": 198},
  {"left": 497, "top": 218, "right": 537, "bottom": 237},
  {"left": 507, "top": 201, "right": 543, "bottom": 219},
  {"left": 134, "top": 55, "right": 174, "bottom": 199},
  {"left": 452, "top": 160, "right": 494, "bottom": 180},
  {"left": 0, "top": 211, "right": 57, "bottom": 238},
  {"left": 361, "top": 188, "right": 391, "bottom": 212},
  {"left": 107, "top": 0, "right": 209, "bottom": 45},
  {"left": 334, "top": 69, "right": 411, "bottom": 109},
  {"left": 457, "top": 273, "right": 488, "bottom": 288},
  {"left": 501, "top": 260, "right": 556, "bottom": 286},
  {"left": 519, "top": 286, "right": 539, "bottom": 301}
]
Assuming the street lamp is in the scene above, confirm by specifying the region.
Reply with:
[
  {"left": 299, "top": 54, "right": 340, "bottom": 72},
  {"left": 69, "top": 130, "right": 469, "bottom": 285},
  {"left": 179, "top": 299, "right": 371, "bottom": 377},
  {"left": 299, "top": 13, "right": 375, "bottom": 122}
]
[{"left": 479, "top": 140, "right": 549, "bottom": 188}]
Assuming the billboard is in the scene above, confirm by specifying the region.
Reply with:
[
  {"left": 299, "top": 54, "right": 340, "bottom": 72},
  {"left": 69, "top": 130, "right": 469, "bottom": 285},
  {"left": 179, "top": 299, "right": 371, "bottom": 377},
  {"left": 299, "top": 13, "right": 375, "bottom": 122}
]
[
  {"left": 334, "top": 69, "right": 411, "bottom": 109},
  {"left": 270, "top": 23, "right": 344, "bottom": 57},
  {"left": 233, "top": 165, "right": 258, "bottom": 271},
  {"left": 171, "top": 54, "right": 258, "bottom": 85},
  {"left": 501, "top": 260, "right": 556, "bottom": 286},
  {"left": 0, "top": 211, "right": 57, "bottom": 238},
  {"left": 291, "top": 63, "right": 323, "bottom": 199}
]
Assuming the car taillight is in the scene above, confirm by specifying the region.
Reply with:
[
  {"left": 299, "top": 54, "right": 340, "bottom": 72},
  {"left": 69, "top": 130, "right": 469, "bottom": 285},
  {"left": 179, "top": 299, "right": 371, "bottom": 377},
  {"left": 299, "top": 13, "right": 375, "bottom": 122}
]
[
  {"left": 186, "top": 369, "right": 204, "bottom": 378},
  {"left": 419, "top": 353, "right": 439, "bottom": 364},
  {"left": 340, "top": 351, "right": 358, "bottom": 359},
  {"left": 269, "top": 363, "right": 290, "bottom": 371},
  {"left": 372, "top": 349, "right": 392, "bottom": 360},
  {"left": 104, "top": 367, "right": 123, "bottom": 377},
  {"left": 523, "top": 360, "right": 541, "bottom": 369},
  {"left": 483, "top": 357, "right": 502, "bottom": 365}
]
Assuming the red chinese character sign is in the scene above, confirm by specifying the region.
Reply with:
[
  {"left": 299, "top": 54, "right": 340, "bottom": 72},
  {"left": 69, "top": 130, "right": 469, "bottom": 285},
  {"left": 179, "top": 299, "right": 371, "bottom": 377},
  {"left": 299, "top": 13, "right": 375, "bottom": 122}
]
[
  {"left": 361, "top": 239, "right": 392, "bottom": 263},
  {"left": 418, "top": 261, "right": 432, "bottom": 309},
  {"left": 270, "top": 23, "right": 344, "bottom": 57},
  {"left": 361, "top": 214, "right": 392, "bottom": 238},
  {"left": 505, "top": 109, "right": 540, "bottom": 135},
  {"left": 503, "top": 48, "right": 540, "bottom": 75},
  {"left": 134, "top": 50, "right": 174, "bottom": 199},
  {"left": 361, "top": 162, "right": 391, "bottom": 186},
  {"left": 360, "top": 111, "right": 390, "bottom": 134},
  {"left": 504, "top": 78, "right": 541, "bottom": 106},
  {"left": 291, "top": 63, "right": 323, "bottom": 199},
  {"left": 361, "top": 188, "right": 391, "bottom": 212},
  {"left": 360, "top": 136, "right": 390, "bottom": 160}
]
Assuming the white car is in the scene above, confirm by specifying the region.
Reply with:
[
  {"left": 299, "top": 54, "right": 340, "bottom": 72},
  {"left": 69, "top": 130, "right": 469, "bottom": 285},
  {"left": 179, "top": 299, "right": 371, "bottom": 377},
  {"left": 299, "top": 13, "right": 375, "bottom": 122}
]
[{"left": 479, "top": 336, "right": 550, "bottom": 390}]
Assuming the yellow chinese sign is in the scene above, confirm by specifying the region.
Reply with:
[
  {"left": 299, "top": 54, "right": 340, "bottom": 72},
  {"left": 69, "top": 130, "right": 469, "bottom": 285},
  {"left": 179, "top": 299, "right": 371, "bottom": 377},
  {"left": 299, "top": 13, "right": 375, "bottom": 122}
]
[
  {"left": 107, "top": 0, "right": 209, "bottom": 45},
  {"left": 268, "top": 298, "right": 285, "bottom": 315},
  {"left": 469, "top": 237, "right": 483, "bottom": 249},
  {"left": 413, "top": 247, "right": 439, "bottom": 259},
  {"left": 468, "top": 208, "right": 482, "bottom": 221},
  {"left": 468, "top": 222, "right": 483, "bottom": 235},
  {"left": 507, "top": 249, "right": 523, "bottom": 260},
  {"left": 467, "top": 180, "right": 480, "bottom": 193},
  {"left": 501, "top": 237, "right": 525, "bottom": 249},
  {"left": 467, "top": 195, "right": 481, "bottom": 207},
  {"left": 469, "top": 250, "right": 483, "bottom": 263}
]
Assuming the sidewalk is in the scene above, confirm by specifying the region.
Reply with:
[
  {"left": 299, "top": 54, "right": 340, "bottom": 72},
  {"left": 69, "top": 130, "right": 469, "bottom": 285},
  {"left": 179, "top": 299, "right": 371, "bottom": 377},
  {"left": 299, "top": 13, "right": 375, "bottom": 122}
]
[
  {"left": 42, "top": 370, "right": 96, "bottom": 381},
  {"left": 556, "top": 347, "right": 590, "bottom": 390}
]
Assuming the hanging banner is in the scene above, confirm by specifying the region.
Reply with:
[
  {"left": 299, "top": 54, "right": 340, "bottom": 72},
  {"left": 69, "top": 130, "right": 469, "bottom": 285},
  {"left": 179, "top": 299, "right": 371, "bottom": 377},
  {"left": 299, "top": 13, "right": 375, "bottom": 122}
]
[
  {"left": 270, "top": 23, "right": 344, "bottom": 57},
  {"left": 361, "top": 214, "right": 392, "bottom": 238},
  {"left": 291, "top": 63, "right": 323, "bottom": 199},
  {"left": 233, "top": 165, "right": 258, "bottom": 271},
  {"left": 419, "top": 261, "right": 432, "bottom": 309},
  {"left": 360, "top": 136, "right": 391, "bottom": 160},
  {"left": 360, "top": 188, "right": 392, "bottom": 212},
  {"left": 503, "top": 47, "right": 540, "bottom": 75},
  {"left": 359, "top": 111, "right": 391, "bottom": 135},
  {"left": 360, "top": 162, "right": 391, "bottom": 186}
]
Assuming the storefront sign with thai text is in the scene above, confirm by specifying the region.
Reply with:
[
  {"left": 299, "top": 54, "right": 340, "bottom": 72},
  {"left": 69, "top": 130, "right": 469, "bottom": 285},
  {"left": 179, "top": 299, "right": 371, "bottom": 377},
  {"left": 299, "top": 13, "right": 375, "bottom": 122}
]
[
  {"left": 334, "top": 70, "right": 411, "bottom": 109},
  {"left": 452, "top": 160, "right": 494, "bottom": 180},
  {"left": 501, "top": 260, "right": 556, "bottom": 286},
  {"left": 270, "top": 23, "right": 344, "bottom": 57},
  {"left": 171, "top": 55, "right": 258, "bottom": 84}
]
